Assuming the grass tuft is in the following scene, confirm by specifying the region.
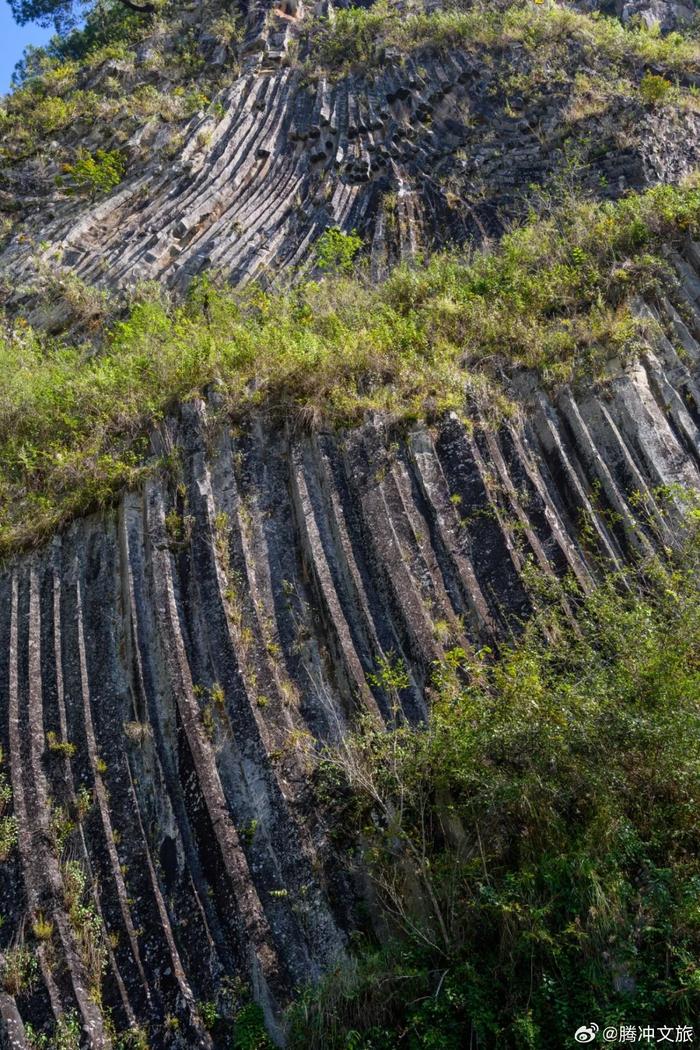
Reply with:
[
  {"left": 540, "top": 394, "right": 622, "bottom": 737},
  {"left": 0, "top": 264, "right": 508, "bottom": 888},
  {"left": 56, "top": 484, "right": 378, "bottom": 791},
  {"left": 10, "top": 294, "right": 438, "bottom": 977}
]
[{"left": 0, "top": 180, "right": 699, "bottom": 556}]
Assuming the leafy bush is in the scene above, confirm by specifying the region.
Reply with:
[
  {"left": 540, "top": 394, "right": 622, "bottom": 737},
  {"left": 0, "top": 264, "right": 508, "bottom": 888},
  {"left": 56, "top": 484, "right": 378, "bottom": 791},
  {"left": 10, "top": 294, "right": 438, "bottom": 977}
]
[
  {"left": 233, "top": 1002, "right": 274, "bottom": 1049},
  {"left": 315, "top": 227, "right": 363, "bottom": 274},
  {"left": 640, "top": 72, "right": 674, "bottom": 105},
  {"left": 31, "top": 913, "right": 54, "bottom": 941},
  {"left": 46, "top": 730, "right": 77, "bottom": 757},
  {"left": 288, "top": 527, "right": 700, "bottom": 1048},
  {"left": 62, "top": 860, "right": 106, "bottom": 994},
  {"left": 199, "top": 1000, "right": 219, "bottom": 1031},
  {"left": 0, "top": 66, "right": 88, "bottom": 164},
  {"left": 62, "top": 147, "right": 125, "bottom": 194},
  {"left": 27, "top": 1011, "right": 91, "bottom": 1050},
  {"left": 114, "top": 1026, "right": 149, "bottom": 1050},
  {"left": 0, "top": 816, "right": 18, "bottom": 861},
  {"left": 1, "top": 944, "right": 37, "bottom": 996},
  {"left": 0, "top": 778, "right": 15, "bottom": 860}
]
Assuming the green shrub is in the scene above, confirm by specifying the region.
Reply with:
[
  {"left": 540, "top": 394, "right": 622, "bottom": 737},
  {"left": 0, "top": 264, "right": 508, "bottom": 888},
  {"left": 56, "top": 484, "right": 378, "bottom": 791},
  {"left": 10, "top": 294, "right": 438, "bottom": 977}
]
[
  {"left": 114, "top": 1026, "right": 149, "bottom": 1050},
  {"left": 0, "top": 769, "right": 12, "bottom": 817},
  {"left": 232, "top": 1002, "right": 274, "bottom": 1049},
  {"left": 53, "top": 1013, "right": 81, "bottom": 1050},
  {"left": 25, "top": 1011, "right": 82, "bottom": 1050},
  {"left": 181, "top": 88, "right": 211, "bottom": 116},
  {"left": 199, "top": 1000, "right": 219, "bottom": 1031},
  {"left": 640, "top": 72, "right": 674, "bottom": 105},
  {"left": 0, "top": 816, "right": 18, "bottom": 861},
  {"left": 1, "top": 945, "right": 37, "bottom": 996},
  {"left": 0, "top": 79, "right": 90, "bottom": 164},
  {"left": 315, "top": 227, "right": 363, "bottom": 274},
  {"left": 31, "top": 913, "right": 54, "bottom": 942},
  {"left": 288, "top": 528, "right": 700, "bottom": 1048},
  {"left": 62, "top": 860, "right": 106, "bottom": 993},
  {"left": 0, "top": 769, "right": 14, "bottom": 864},
  {"left": 63, "top": 148, "right": 125, "bottom": 194},
  {"left": 46, "top": 730, "right": 77, "bottom": 758}
]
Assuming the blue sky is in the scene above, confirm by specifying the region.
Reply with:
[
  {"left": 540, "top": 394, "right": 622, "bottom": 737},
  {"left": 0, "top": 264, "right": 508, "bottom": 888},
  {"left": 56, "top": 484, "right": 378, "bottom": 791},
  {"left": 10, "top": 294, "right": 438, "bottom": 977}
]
[{"left": 0, "top": 2, "right": 53, "bottom": 93}]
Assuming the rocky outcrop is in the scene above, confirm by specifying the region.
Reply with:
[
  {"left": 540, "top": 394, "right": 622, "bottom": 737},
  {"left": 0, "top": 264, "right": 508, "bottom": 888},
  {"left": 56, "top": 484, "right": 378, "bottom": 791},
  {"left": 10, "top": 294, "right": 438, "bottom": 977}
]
[
  {"left": 2, "top": 0, "right": 700, "bottom": 1044},
  {"left": 578, "top": 0, "right": 696, "bottom": 31},
  {"left": 614, "top": 0, "right": 696, "bottom": 31},
  {"left": 2, "top": 0, "right": 700, "bottom": 309},
  {"left": 1, "top": 236, "right": 699, "bottom": 1043}
]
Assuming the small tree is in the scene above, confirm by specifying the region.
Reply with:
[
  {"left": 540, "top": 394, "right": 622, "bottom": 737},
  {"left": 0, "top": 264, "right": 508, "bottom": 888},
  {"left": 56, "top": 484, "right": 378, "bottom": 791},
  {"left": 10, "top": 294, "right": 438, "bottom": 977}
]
[
  {"left": 62, "top": 147, "right": 126, "bottom": 195},
  {"left": 8, "top": 0, "right": 156, "bottom": 36},
  {"left": 314, "top": 226, "right": 363, "bottom": 275}
]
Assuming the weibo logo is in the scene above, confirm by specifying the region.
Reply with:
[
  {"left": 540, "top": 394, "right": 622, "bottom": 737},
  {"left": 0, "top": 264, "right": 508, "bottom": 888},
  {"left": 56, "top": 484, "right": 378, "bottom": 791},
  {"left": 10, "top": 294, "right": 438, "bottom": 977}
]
[{"left": 574, "top": 1025, "right": 599, "bottom": 1044}]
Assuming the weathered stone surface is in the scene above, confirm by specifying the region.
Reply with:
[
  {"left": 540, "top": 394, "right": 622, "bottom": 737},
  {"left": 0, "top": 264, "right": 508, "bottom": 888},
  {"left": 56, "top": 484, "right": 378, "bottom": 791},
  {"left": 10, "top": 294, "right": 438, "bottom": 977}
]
[
  {"left": 616, "top": 0, "right": 695, "bottom": 30},
  {"left": 2, "top": 0, "right": 700, "bottom": 307},
  {"left": 1, "top": 1, "right": 700, "bottom": 1044},
  {"left": 1, "top": 246, "right": 699, "bottom": 1040}
]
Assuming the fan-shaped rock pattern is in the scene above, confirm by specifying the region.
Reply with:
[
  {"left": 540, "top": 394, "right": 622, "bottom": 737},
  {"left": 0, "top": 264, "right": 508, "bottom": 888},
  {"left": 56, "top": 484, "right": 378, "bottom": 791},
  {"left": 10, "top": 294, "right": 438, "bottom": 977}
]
[
  {"left": 3, "top": 0, "right": 700, "bottom": 1043},
  {"left": 3, "top": 5, "right": 700, "bottom": 304}
]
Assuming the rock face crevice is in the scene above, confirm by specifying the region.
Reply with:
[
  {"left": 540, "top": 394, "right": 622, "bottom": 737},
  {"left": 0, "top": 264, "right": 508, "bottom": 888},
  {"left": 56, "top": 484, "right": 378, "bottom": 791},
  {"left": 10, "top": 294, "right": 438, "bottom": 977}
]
[{"left": 1, "top": 241, "right": 699, "bottom": 1041}]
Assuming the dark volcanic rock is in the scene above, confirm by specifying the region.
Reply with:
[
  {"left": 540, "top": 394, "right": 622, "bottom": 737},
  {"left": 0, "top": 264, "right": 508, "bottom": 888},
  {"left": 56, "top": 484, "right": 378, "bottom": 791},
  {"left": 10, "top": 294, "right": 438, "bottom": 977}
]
[
  {"left": 1, "top": 1, "right": 700, "bottom": 1044},
  {"left": 1, "top": 257, "right": 700, "bottom": 1040}
]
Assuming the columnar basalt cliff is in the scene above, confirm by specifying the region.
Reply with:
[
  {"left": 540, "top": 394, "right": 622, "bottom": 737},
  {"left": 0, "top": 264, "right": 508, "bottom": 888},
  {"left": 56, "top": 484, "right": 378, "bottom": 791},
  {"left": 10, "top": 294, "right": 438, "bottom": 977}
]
[
  {"left": 1, "top": 258, "right": 700, "bottom": 1043},
  {"left": 1, "top": 0, "right": 700, "bottom": 1046},
  {"left": 3, "top": 0, "right": 700, "bottom": 309}
]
